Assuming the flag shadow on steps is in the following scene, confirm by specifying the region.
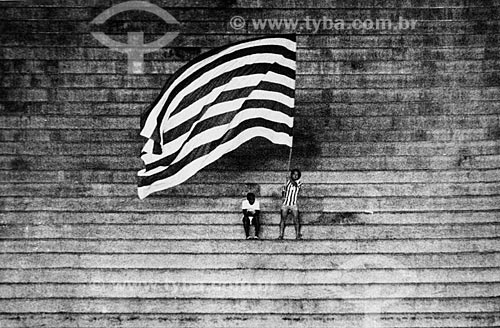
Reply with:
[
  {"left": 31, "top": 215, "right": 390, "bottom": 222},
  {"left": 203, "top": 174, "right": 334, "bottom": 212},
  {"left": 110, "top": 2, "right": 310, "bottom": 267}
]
[{"left": 205, "top": 128, "right": 321, "bottom": 172}]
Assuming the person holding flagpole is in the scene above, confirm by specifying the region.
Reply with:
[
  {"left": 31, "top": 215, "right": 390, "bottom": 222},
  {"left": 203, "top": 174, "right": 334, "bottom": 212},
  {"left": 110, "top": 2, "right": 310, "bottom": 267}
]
[{"left": 278, "top": 168, "right": 303, "bottom": 240}]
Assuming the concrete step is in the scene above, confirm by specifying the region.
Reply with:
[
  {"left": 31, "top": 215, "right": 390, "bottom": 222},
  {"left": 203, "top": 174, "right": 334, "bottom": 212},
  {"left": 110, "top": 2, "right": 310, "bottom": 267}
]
[
  {"left": 1, "top": 223, "right": 498, "bottom": 240},
  {"left": 298, "top": 47, "right": 500, "bottom": 62},
  {"left": 2, "top": 239, "right": 498, "bottom": 254},
  {"left": 2, "top": 113, "right": 498, "bottom": 130},
  {"left": 0, "top": 126, "right": 497, "bottom": 143},
  {"left": 1, "top": 6, "right": 497, "bottom": 21},
  {"left": 2, "top": 140, "right": 499, "bottom": 156},
  {"left": 2, "top": 54, "right": 500, "bottom": 74},
  {"left": 2, "top": 211, "right": 498, "bottom": 225},
  {"left": 2, "top": 195, "right": 499, "bottom": 212},
  {"left": 0, "top": 297, "right": 496, "bottom": 313},
  {"left": 1, "top": 18, "right": 499, "bottom": 43},
  {"left": 1, "top": 253, "right": 498, "bottom": 269},
  {"left": 4, "top": 154, "right": 500, "bottom": 171},
  {"left": 2, "top": 182, "right": 499, "bottom": 197},
  {"left": 1, "top": 312, "right": 498, "bottom": 328},
  {"left": 2, "top": 169, "right": 498, "bottom": 184},
  {"left": 0, "top": 124, "right": 500, "bottom": 142},
  {"left": 297, "top": 88, "right": 500, "bottom": 104},
  {"left": 3, "top": 267, "right": 498, "bottom": 284},
  {"left": 1, "top": 282, "right": 499, "bottom": 299},
  {"left": 16, "top": 0, "right": 493, "bottom": 8},
  {"left": 297, "top": 73, "right": 500, "bottom": 88},
  {"left": 300, "top": 60, "right": 500, "bottom": 76},
  {"left": 0, "top": 29, "right": 498, "bottom": 50},
  {"left": 2, "top": 34, "right": 499, "bottom": 55},
  {"left": 2, "top": 99, "right": 500, "bottom": 117},
  {"left": 4, "top": 71, "right": 500, "bottom": 89}
]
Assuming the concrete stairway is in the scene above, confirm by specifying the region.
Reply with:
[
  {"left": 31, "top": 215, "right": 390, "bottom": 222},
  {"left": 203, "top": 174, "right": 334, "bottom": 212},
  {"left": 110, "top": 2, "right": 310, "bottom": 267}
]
[{"left": 1, "top": 0, "right": 499, "bottom": 327}]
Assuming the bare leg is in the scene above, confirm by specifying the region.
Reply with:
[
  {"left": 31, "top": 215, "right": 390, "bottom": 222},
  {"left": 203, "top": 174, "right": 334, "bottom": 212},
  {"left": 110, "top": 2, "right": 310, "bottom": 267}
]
[
  {"left": 279, "top": 207, "right": 287, "bottom": 239},
  {"left": 253, "top": 214, "right": 260, "bottom": 238},
  {"left": 242, "top": 216, "right": 250, "bottom": 238},
  {"left": 291, "top": 208, "right": 301, "bottom": 239}
]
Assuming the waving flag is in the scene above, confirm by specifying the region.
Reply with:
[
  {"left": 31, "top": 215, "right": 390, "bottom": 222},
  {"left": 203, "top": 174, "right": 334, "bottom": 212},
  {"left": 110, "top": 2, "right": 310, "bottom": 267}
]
[{"left": 138, "top": 35, "right": 296, "bottom": 199}]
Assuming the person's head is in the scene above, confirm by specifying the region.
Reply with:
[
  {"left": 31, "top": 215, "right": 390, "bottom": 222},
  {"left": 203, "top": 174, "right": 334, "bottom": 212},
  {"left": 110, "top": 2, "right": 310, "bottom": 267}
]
[
  {"left": 246, "top": 192, "right": 255, "bottom": 204},
  {"left": 290, "top": 168, "right": 301, "bottom": 181}
]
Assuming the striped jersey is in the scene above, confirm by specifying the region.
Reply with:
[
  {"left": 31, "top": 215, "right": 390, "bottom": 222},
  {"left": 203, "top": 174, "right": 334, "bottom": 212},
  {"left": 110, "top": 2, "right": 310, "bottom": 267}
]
[{"left": 282, "top": 179, "right": 302, "bottom": 206}]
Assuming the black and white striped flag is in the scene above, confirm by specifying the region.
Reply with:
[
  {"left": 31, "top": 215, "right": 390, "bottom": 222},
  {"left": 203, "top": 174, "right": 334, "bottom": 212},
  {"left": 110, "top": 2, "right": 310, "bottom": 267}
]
[{"left": 138, "top": 35, "right": 296, "bottom": 199}]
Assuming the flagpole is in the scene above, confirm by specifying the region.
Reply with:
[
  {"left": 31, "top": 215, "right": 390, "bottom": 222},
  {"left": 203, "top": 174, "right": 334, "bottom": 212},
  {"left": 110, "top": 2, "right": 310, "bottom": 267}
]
[
  {"left": 285, "top": 137, "right": 293, "bottom": 188},
  {"left": 287, "top": 139, "right": 293, "bottom": 172}
]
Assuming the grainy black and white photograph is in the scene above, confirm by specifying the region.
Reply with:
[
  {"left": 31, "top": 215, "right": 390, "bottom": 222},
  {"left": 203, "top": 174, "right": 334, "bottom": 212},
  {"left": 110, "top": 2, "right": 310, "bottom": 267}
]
[{"left": 0, "top": 0, "right": 499, "bottom": 327}]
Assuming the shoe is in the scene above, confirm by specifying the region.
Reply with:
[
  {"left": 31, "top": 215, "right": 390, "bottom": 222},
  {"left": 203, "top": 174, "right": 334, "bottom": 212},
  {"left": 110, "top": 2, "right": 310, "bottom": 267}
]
[
  {"left": 246, "top": 236, "right": 251, "bottom": 239},
  {"left": 277, "top": 235, "right": 283, "bottom": 240},
  {"left": 254, "top": 235, "right": 260, "bottom": 240},
  {"left": 296, "top": 234, "right": 302, "bottom": 240}
]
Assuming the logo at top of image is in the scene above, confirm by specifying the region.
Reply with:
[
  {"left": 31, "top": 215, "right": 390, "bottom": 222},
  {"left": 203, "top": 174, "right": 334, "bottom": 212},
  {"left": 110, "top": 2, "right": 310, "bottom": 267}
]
[{"left": 90, "top": 1, "right": 180, "bottom": 74}]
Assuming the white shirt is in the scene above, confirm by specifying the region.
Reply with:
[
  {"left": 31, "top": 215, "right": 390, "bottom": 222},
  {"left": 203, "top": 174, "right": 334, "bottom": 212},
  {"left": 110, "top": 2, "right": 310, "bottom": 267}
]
[{"left": 242, "top": 199, "right": 260, "bottom": 216}]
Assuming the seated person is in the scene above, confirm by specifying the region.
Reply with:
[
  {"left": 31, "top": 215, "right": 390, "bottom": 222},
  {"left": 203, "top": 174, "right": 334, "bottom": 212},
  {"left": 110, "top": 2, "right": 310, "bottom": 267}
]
[{"left": 242, "top": 192, "right": 261, "bottom": 239}]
